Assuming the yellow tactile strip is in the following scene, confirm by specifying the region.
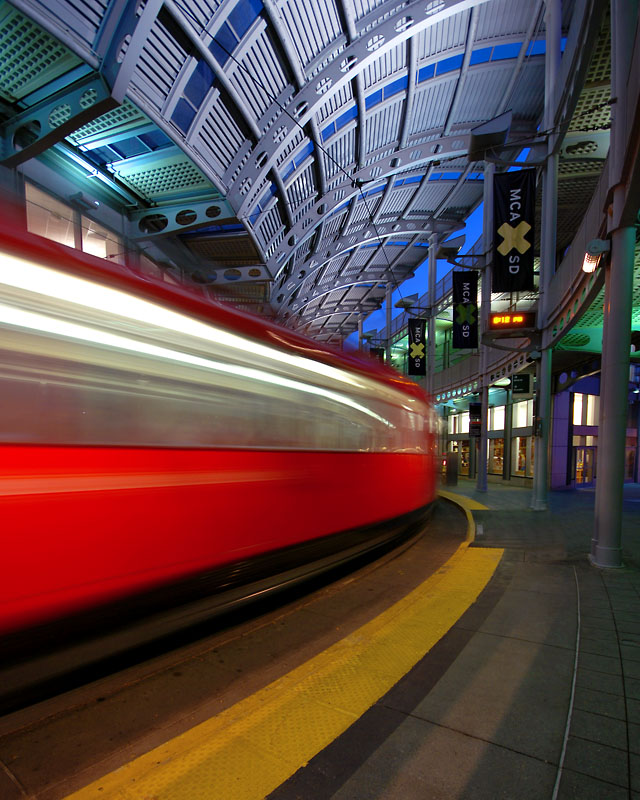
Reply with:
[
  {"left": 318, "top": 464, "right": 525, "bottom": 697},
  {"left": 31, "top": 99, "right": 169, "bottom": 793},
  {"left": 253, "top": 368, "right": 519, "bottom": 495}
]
[
  {"left": 438, "top": 489, "right": 489, "bottom": 541},
  {"left": 66, "top": 537, "right": 502, "bottom": 800}
]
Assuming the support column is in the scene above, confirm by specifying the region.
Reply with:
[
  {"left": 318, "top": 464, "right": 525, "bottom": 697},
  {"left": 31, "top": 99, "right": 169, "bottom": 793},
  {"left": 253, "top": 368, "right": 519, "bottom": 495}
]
[
  {"left": 427, "top": 233, "right": 439, "bottom": 397},
  {"left": 476, "top": 162, "right": 494, "bottom": 492},
  {"left": 531, "top": 0, "right": 560, "bottom": 510},
  {"left": 591, "top": 0, "right": 636, "bottom": 566},
  {"left": 358, "top": 314, "right": 363, "bottom": 351},
  {"left": 385, "top": 283, "right": 392, "bottom": 365},
  {"left": 592, "top": 222, "right": 635, "bottom": 567}
]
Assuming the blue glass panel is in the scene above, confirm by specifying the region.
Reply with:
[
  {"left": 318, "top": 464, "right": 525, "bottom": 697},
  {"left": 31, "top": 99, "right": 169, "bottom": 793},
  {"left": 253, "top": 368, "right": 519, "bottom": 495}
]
[
  {"left": 91, "top": 145, "right": 118, "bottom": 164},
  {"left": 436, "top": 54, "right": 463, "bottom": 74},
  {"left": 470, "top": 47, "right": 492, "bottom": 65},
  {"left": 281, "top": 163, "right": 295, "bottom": 181},
  {"left": 321, "top": 122, "right": 335, "bottom": 141},
  {"left": 210, "top": 22, "right": 237, "bottom": 64},
  {"left": 139, "top": 130, "right": 172, "bottom": 150},
  {"left": 403, "top": 175, "right": 422, "bottom": 185},
  {"left": 561, "top": 36, "right": 567, "bottom": 52},
  {"left": 228, "top": 0, "right": 263, "bottom": 38},
  {"left": 111, "top": 137, "right": 149, "bottom": 158},
  {"left": 443, "top": 171, "right": 461, "bottom": 180},
  {"left": 384, "top": 75, "right": 408, "bottom": 98},
  {"left": 294, "top": 141, "right": 315, "bottom": 166},
  {"left": 249, "top": 211, "right": 260, "bottom": 226},
  {"left": 185, "top": 60, "right": 215, "bottom": 106},
  {"left": 429, "top": 172, "right": 442, "bottom": 181},
  {"left": 491, "top": 43, "right": 521, "bottom": 61},
  {"left": 365, "top": 89, "right": 383, "bottom": 109},
  {"left": 336, "top": 104, "right": 358, "bottom": 130},
  {"left": 394, "top": 179, "right": 404, "bottom": 187},
  {"left": 171, "top": 98, "right": 197, "bottom": 134},
  {"left": 526, "top": 40, "right": 546, "bottom": 56},
  {"left": 417, "top": 64, "right": 435, "bottom": 82}
]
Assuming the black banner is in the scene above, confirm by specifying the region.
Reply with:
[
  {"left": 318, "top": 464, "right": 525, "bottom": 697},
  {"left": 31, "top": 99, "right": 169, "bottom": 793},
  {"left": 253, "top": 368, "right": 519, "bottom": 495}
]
[
  {"left": 493, "top": 169, "right": 536, "bottom": 293},
  {"left": 469, "top": 401, "right": 482, "bottom": 437},
  {"left": 407, "top": 318, "right": 426, "bottom": 376},
  {"left": 452, "top": 271, "right": 478, "bottom": 348}
]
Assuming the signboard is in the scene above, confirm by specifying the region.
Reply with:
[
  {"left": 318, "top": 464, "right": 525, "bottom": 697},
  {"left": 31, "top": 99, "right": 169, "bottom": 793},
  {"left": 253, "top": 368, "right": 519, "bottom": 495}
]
[
  {"left": 407, "top": 318, "right": 426, "bottom": 376},
  {"left": 493, "top": 169, "right": 536, "bottom": 293},
  {"left": 512, "top": 373, "right": 532, "bottom": 395},
  {"left": 452, "top": 271, "right": 478, "bottom": 349},
  {"left": 488, "top": 311, "right": 537, "bottom": 331},
  {"left": 469, "top": 401, "right": 482, "bottom": 437}
]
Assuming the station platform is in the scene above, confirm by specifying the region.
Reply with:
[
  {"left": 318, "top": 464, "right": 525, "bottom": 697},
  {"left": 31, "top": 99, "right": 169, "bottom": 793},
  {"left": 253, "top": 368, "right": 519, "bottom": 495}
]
[
  {"left": 267, "top": 480, "right": 640, "bottom": 800},
  {"left": 1, "top": 481, "right": 639, "bottom": 800}
]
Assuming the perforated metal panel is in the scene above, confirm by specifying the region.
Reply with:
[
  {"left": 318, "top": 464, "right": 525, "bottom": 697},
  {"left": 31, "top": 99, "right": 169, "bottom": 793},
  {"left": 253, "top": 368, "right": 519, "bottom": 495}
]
[{"left": 0, "top": 5, "right": 80, "bottom": 101}]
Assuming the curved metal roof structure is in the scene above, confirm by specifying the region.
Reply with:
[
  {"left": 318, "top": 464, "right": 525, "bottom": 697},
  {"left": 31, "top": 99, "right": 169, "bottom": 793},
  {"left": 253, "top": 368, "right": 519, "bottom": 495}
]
[{"left": 0, "top": 0, "right": 614, "bottom": 346}]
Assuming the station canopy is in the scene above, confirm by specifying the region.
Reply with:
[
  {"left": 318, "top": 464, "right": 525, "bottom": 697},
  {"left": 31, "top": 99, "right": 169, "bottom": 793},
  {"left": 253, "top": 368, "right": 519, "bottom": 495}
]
[{"left": 0, "top": 0, "right": 611, "bottom": 345}]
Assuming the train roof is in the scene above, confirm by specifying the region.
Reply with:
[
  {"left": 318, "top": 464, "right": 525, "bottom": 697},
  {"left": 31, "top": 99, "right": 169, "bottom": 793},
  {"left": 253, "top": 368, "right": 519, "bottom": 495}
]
[{"left": 0, "top": 213, "right": 429, "bottom": 405}]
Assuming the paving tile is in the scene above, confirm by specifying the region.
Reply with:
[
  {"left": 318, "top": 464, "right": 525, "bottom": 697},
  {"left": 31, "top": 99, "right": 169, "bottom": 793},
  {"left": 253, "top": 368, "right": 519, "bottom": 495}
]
[
  {"left": 573, "top": 686, "right": 627, "bottom": 720},
  {"left": 581, "top": 614, "right": 616, "bottom": 631},
  {"left": 476, "top": 588, "right": 576, "bottom": 648},
  {"left": 627, "top": 677, "right": 640, "bottom": 700},
  {"left": 408, "top": 632, "right": 572, "bottom": 763},
  {"left": 580, "top": 637, "right": 621, "bottom": 658},
  {"left": 633, "top": 752, "right": 640, "bottom": 793},
  {"left": 582, "top": 626, "right": 620, "bottom": 644},
  {"left": 576, "top": 667, "right": 623, "bottom": 695},
  {"left": 630, "top": 721, "right": 640, "bottom": 755},
  {"left": 579, "top": 651, "right": 622, "bottom": 676},
  {"left": 556, "top": 768, "right": 630, "bottom": 800},
  {"left": 622, "top": 644, "right": 640, "bottom": 663},
  {"left": 618, "top": 622, "right": 640, "bottom": 636},
  {"left": 563, "top": 736, "right": 628, "bottom": 787},
  {"left": 569, "top": 709, "right": 627, "bottom": 751},
  {"left": 330, "top": 713, "right": 558, "bottom": 800},
  {"left": 624, "top": 659, "right": 640, "bottom": 679},
  {"left": 630, "top": 698, "right": 640, "bottom": 724}
]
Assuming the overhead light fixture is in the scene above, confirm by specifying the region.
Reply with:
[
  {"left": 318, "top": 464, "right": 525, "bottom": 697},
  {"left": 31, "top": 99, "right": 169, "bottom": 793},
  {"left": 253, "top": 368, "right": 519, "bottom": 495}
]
[{"left": 582, "top": 238, "right": 610, "bottom": 273}]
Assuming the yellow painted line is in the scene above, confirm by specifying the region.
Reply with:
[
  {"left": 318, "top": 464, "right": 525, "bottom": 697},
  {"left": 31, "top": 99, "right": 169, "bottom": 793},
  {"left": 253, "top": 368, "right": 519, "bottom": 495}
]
[
  {"left": 438, "top": 489, "right": 489, "bottom": 542},
  {"left": 65, "top": 542, "right": 503, "bottom": 800}
]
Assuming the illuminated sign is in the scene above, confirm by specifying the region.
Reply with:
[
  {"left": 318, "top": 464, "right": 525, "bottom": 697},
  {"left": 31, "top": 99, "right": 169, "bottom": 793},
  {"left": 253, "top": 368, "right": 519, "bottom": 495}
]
[{"left": 488, "top": 311, "right": 537, "bottom": 330}]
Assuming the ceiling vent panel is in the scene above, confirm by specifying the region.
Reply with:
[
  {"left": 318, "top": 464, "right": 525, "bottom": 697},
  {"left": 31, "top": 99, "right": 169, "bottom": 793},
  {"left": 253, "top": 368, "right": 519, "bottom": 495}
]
[
  {"left": 111, "top": 153, "right": 214, "bottom": 202},
  {"left": 410, "top": 78, "right": 456, "bottom": 134},
  {"left": 454, "top": 66, "right": 513, "bottom": 125},
  {"left": 279, "top": 0, "right": 342, "bottom": 68},
  {"left": 315, "top": 83, "right": 354, "bottom": 124},
  {"left": 229, "top": 29, "right": 288, "bottom": 119},
  {"left": 475, "top": 0, "right": 532, "bottom": 40},
  {"left": 362, "top": 41, "right": 407, "bottom": 89},
  {"left": 378, "top": 186, "right": 415, "bottom": 215},
  {"left": 195, "top": 99, "right": 246, "bottom": 176},
  {"left": 417, "top": 10, "right": 469, "bottom": 59},
  {"left": 365, "top": 99, "right": 404, "bottom": 152},
  {"left": 0, "top": 6, "right": 82, "bottom": 102},
  {"left": 324, "top": 132, "right": 356, "bottom": 178},
  {"left": 132, "top": 17, "right": 190, "bottom": 110}
]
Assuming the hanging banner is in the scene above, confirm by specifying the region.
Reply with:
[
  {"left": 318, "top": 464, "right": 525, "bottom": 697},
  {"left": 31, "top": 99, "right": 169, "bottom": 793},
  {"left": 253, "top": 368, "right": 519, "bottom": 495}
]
[
  {"left": 493, "top": 168, "right": 536, "bottom": 293},
  {"left": 452, "top": 271, "right": 478, "bottom": 349},
  {"left": 407, "top": 318, "right": 426, "bottom": 376}
]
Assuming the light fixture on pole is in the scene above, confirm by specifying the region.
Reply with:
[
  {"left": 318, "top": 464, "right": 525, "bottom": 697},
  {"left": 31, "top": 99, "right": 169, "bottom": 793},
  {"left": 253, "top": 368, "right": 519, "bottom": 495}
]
[{"left": 582, "top": 238, "right": 610, "bottom": 273}]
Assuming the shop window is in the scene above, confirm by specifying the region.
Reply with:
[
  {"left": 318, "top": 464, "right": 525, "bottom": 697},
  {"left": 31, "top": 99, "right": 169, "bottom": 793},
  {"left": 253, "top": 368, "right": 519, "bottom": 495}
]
[
  {"left": 26, "top": 183, "right": 75, "bottom": 248},
  {"left": 573, "top": 393, "right": 600, "bottom": 426},
  {"left": 513, "top": 399, "right": 533, "bottom": 428},
  {"left": 81, "top": 217, "right": 125, "bottom": 264},
  {"left": 512, "top": 435, "right": 534, "bottom": 477},
  {"left": 490, "top": 406, "right": 505, "bottom": 431},
  {"left": 489, "top": 438, "right": 504, "bottom": 474}
]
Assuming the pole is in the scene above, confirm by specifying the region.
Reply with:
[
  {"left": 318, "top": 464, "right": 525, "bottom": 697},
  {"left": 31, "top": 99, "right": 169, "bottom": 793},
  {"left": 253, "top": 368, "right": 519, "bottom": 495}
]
[
  {"left": 530, "top": 0, "right": 560, "bottom": 510},
  {"left": 427, "top": 233, "right": 438, "bottom": 397},
  {"left": 385, "top": 283, "right": 392, "bottom": 365},
  {"left": 476, "top": 162, "right": 494, "bottom": 492}
]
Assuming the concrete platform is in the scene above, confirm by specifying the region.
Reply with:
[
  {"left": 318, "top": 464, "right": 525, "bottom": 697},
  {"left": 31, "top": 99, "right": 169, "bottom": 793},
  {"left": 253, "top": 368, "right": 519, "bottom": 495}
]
[{"left": 271, "top": 480, "right": 640, "bottom": 799}]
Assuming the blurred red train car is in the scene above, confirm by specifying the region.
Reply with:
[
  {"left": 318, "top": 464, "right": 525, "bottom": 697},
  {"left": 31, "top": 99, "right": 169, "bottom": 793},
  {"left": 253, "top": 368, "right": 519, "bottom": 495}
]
[{"left": 0, "top": 215, "right": 438, "bottom": 647}]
